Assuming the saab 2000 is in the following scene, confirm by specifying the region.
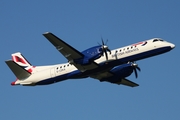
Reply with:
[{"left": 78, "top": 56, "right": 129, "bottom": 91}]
[{"left": 5, "top": 32, "right": 175, "bottom": 87}]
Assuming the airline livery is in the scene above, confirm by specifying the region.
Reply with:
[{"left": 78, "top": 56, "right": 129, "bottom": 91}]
[{"left": 5, "top": 32, "right": 175, "bottom": 87}]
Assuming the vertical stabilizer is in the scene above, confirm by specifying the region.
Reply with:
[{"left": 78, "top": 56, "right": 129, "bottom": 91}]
[{"left": 11, "top": 52, "right": 35, "bottom": 73}]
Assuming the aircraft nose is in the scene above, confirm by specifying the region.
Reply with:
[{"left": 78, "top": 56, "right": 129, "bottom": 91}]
[{"left": 170, "top": 43, "right": 175, "bottom": 49}]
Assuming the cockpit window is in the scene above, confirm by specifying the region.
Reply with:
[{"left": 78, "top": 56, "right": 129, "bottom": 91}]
[
  {"left": 153, "top": 39, "right": 164, "bottom": 42},
  {"left": 153, "top": 39, "right": 159, "bottom": 42}
]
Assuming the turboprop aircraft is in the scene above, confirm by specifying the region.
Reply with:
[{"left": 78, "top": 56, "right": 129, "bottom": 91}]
[{"left": 5, "top": 32, "right": 175, "bottom": 87}]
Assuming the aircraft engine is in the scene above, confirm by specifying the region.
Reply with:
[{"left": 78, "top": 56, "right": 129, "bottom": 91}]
[
  {"left": 101, "top": 62, "right": 141, "bottom": 83},
  {"left": 75, "top": 45, "right": 103, "bottom": 65}
]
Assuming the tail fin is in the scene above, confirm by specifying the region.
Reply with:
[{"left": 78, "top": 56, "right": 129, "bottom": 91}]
[
  {"left": 11, "top": 52, "right": 34, "bottom": 73},
  {"left": 5, "top": 52, "right": 35, "bottom": 80}
]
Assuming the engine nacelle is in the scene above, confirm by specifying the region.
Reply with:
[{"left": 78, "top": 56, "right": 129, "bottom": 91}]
[
  {"left": 110, "top": 64, "right": 133, "bottom": 77},
  {"left": 101, "top": 63, "right": 134, "bottom": 83},
  {"left": 72, "top": 45, "right": 103, "bottom": 65}
]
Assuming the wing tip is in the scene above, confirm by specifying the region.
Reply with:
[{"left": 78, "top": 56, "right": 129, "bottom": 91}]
[
  {"left": 117, "top": 78, "right": 139, "bottom": 87},
  {"left": 43, "top": 32, "right": 51, "bottom": 35}
]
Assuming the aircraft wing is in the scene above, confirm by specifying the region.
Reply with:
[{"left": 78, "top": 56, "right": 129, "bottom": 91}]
[
  {"left": 90, "top": 71, "right": 139, "bottom": 87},
  {"left": 43, "top": 32, "right": 98, "bottom": 72}
]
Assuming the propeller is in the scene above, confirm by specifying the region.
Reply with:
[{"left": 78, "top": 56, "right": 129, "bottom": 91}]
[
  {"left": 131, "top": 62, "right": 141, "bottom": 78},
  {"left": 101, "top": 38, "right": 111, "bottom": 61}
]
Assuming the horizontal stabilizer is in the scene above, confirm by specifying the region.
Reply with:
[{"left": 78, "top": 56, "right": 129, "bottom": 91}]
[
  {"left": 20, "top": 82, "right": 35, "bottom": 86},
  {"left": 117, "top": 78, "right": 139, "bottom": 87},
  {"left": 5, "top": 60, "right": 31, "bottom": 80}
]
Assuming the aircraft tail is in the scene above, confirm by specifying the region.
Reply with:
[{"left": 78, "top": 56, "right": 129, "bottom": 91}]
[
  {"left": 11, "top": 52, "right": 34, "bottom": 73},
  {"left": 5, "top": 52, "right": 35, "bottom": 80}
]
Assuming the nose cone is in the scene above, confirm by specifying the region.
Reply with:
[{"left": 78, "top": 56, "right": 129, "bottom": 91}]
[{"left": 170, "top": 43, "right": 175, "bottom": 49}]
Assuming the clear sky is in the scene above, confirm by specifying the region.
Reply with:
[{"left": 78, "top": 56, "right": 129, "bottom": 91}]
[{"left": 1, "top": 0, "right": 179, "bottom": 119}]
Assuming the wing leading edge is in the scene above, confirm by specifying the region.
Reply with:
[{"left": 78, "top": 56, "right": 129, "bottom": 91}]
[
  {"left": 43, "top": 32, "right": 84, "bottom": 60},
  {"left": 43, "top": 32, "right": 99, "bottom": 72}
]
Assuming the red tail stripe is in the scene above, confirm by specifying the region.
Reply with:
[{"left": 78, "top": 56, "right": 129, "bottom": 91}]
[{"left": 27, "top": 66, "right": 35, "bottom": 73}]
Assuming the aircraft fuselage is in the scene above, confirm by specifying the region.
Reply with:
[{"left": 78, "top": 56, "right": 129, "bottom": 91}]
[{"left": 9, "top": 38, "right": 175, "bottom": 86}]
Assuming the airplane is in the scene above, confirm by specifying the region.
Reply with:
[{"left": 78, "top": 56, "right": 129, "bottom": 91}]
[{"left": 5, "top": 32, "right": 175, "bottom": 87}]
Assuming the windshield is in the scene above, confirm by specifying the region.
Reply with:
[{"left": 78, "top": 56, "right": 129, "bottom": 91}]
[{"left": 153, "top": 39, "right": 164, "bottom": 42}]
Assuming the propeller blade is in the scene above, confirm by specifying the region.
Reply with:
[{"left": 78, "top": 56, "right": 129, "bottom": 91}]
[
  {"left": 131, "top": 62, "right": 141, "bottom": 78},
  {"left": 136, "top": 66, "right": 141, "bottom": 71},
  {"left": 134, "top": 68, "right": 138, "bottom": 78},
  {"left": 99, "top": 37, "right": 111, "bottom": 61},
  {"left": 102, "top": 38, "right": 105, "bottom": 46},
  {"left": 107, "top": 48, "right": 111, "bottom": 54},
  {"left": 104, "top": 50, "right": 108, "bottom": 60},
  {"left": 105, "top": 39, "right": 108, "bottom": 45}
]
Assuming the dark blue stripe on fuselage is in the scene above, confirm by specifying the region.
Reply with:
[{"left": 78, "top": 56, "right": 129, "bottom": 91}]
[{"left": 36, "top": 46, "right": 172, "bottom": 85}]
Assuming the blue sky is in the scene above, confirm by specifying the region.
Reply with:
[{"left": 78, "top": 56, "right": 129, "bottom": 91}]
[{"left": 1, "top": 0, "right": 179, "bottom": 119}]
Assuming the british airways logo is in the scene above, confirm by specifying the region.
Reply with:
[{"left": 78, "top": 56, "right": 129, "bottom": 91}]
[
  {"left": 112, "top": 48, "right": 139, "bottom": 58},
  {"left": 132, "top": 41, "right": 147, "bottom": 46},
  {"left": 12, "top": 56, "right": 28, "bottom": 68}
]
